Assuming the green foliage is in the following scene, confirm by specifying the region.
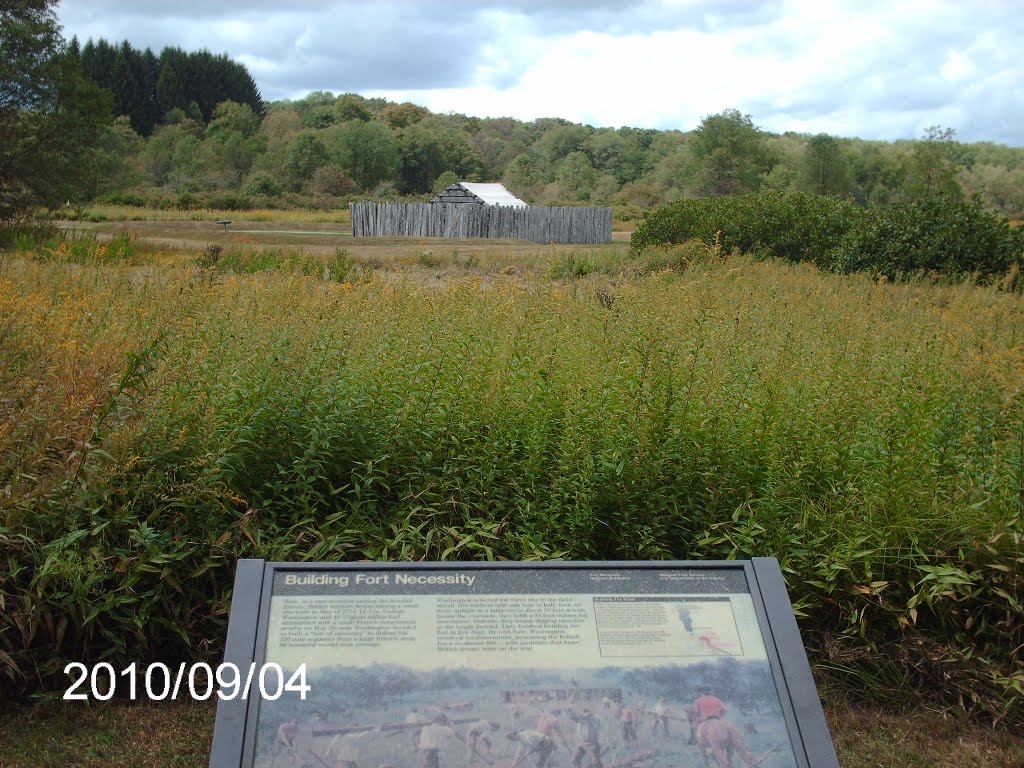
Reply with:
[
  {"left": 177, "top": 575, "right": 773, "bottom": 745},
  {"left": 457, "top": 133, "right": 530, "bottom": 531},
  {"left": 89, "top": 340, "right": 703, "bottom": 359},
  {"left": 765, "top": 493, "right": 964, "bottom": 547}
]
[
  {"left": 243, "top": 171, "right": 284, "bottom": 197},
  {"left": 549, "top": 250, "right": 595, "bottom": 278},
  {"left": 638, "top": 238, "right": 722, "bottom": 274},
  {"left": 832, "top": 196, "right": 1024, "bottom": 280},
  {"left": 377, "top": 101, "right": 429, "bottom": 129},
  {"left": 3, "top": 252, "right": 1023, "bottom": 723},
  {"left": 211, "top": 246, "right": 324, "bottom": 276},
  {"left": 398, "top": 116, "right": 484, "bottom": 193},
  {"left": 432, "top": 170, "right": 459, "bottom": 195},
  {"left": 15, "top": 42, "right": 1024, "bottom": 217},
  {"left": 327, "top": 248, "right": 363, "bottom": 282},
  {"left": 532, "top": 124, "right": 593, "bottom": 166},
  {"left": 803, "top": 133, "right": 852, "bottom": 196},
  {"left": 324, "top": 119, "right": 402, "bottom": 191},
  {"left": 689, "top": 108, "right": 772, "bottom": 196},
  {"left": 42, "top": 67, "right": 1024, "bottom": 215},
  {"left": 631, "top": 191, "right": 861, "bottom": 269},
  {"left": 555, "top": 152, "right": 598, "bottom": 201},
  {"left": 0, "top": 1, "right": 114, "bottom": 222},
  {"left": 311, "top": 165, "right": 359, "bottom": 197},
  {"left": 334, "top": 93, "right": 371, "bottom": 122},
  {"left": 502, "top": 154, "right": 546, "bottom": 200},
  {"left": 633, "top": 192, "right": 1024, "bottom": 283},
  {"left": 205, "top": 100, "right": 260, "bottom": 141},
  {"left": 905, "top": 126, "right": 965, "bottom": 203},
  {"left": 585, "top": 127, "right": 652, "bottom": 186},
  {"left": 78, "top": 39, "right": 263, "bottom": 135},
  {"left": 284, "top": 131, "right": 329, "bottom": 189}
]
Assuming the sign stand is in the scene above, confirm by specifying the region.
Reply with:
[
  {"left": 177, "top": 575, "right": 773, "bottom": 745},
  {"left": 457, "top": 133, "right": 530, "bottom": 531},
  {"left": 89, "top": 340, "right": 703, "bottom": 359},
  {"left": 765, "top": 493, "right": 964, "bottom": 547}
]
[{"left": 210, "top": 558, "right": 838, "bottom": 768}]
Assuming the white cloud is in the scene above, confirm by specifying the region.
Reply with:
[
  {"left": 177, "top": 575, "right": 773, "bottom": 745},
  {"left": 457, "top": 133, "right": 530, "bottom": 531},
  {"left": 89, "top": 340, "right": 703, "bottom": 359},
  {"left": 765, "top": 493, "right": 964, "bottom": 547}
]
[{"left": 55, "top": 0, "right": 1024, "bottom": 145}]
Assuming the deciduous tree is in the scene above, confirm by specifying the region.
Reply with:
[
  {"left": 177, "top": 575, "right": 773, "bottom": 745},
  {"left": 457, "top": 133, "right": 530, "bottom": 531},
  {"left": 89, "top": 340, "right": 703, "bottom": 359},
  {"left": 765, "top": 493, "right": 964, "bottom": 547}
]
[
  {"left": 905, "top": 125, "right": 964, "bottom": 202},
  {"left": 690, "top": 108, "right": 772, "bottom": 196},
  {"left": 324, "top": 119, "right": 401, "bottom": 191},
  {"left": 284, "top": 131, "right": 328, "bottom": 189},
  {"left": 802, "top": 133, "right": 851, "bottom": 196}
]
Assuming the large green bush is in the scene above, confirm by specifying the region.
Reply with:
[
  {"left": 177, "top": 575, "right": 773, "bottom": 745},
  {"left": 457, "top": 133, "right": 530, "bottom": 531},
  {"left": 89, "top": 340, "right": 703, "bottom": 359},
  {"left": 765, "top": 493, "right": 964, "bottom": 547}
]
[
  {"left": 633, "top": 192, "right": 1024, "bottom": 283},
  {"left": 832, "top": 196, "right": 1024, "bottom": 279},
  {"left": 631, "top": 192, "right": 861, "bottom": 269}
]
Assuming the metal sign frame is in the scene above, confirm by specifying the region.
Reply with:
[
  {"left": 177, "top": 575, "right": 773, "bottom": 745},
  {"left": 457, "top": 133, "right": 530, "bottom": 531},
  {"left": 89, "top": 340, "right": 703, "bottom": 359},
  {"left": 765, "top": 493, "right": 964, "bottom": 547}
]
[{"left": 209, "top": 558, "right": 838, "bottom": 768}]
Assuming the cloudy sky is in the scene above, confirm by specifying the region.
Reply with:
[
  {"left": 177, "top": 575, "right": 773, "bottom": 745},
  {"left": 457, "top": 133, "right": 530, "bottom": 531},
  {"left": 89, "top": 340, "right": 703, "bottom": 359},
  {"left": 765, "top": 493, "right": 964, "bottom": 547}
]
[{"left": 56, "top": 0, "right": 1024, "bottom": 146}]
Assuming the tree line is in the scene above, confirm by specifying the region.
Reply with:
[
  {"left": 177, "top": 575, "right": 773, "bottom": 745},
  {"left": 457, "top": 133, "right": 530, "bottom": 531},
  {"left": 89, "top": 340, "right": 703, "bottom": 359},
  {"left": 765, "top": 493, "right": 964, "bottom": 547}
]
[
  {"left": 3, "top": 3, "right": 1024, "bottom": 224},
  {"left": 94, "top": 92, "right": 1024, "bottom": 218}
]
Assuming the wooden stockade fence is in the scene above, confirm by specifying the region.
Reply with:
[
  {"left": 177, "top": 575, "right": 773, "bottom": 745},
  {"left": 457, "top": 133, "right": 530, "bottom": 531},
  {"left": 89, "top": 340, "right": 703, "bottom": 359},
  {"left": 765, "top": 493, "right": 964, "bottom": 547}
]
[{"left": 349, "top": 202, "right": 612, "bottom": 244}]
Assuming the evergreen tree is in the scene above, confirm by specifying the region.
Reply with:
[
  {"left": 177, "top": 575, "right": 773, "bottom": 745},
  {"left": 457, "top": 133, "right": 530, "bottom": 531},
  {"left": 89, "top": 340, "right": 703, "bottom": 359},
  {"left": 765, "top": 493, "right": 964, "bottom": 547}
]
[{"left": 75, "top": 39, "right": 263, "bottom": 135}]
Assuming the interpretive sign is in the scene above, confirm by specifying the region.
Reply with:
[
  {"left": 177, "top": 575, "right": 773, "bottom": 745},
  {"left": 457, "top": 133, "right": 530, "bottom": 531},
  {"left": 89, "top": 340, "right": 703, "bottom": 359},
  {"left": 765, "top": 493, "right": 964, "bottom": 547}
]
[{"left": 210, "top": 559, "right": 838, "bottom": 768}]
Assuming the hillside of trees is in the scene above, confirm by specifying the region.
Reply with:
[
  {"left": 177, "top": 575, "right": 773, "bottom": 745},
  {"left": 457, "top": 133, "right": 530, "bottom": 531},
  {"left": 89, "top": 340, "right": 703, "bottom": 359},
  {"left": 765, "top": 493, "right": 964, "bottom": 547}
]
[{"left": 26, "top": 33, "right": 1024, "bottom": 219}]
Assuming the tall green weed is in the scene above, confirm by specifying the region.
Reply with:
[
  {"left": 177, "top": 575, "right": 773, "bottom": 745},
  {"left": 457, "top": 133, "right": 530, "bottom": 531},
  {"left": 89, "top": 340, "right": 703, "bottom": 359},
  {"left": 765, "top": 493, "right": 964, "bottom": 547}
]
[{"left": 1, "top": 257, "right": 1022, "bottom": 725}]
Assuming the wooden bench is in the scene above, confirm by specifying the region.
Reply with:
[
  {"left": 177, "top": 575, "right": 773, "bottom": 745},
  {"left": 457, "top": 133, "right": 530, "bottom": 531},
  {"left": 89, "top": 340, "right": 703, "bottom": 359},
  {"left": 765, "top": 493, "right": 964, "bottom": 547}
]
[{"left": 216, "top": 220, "right": 232, "bottom": 231}]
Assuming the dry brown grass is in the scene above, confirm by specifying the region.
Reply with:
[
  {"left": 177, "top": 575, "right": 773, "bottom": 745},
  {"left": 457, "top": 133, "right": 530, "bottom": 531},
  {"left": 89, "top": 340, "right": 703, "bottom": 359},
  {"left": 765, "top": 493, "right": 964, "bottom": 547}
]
[
  {"left": 51, "top": 218, "right": 633, "bottom": 281},
  {"left": 79, "top": 204, "right": 352, "bottom": 224}
]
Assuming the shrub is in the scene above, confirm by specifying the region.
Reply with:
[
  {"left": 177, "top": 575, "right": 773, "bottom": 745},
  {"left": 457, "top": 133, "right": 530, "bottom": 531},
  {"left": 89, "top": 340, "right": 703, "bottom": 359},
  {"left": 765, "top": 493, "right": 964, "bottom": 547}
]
[
  {"left": 832, "top": 196, "right": 1024, "bottom": 280},
  {"left": 244, "top": 172, "right": 284, "bottom": 198},
  {"left": 633, "top": 193, "right": 1024, "bottom": 284},
  {"left": 96, "top": 190, "right": 148, "bottom": 208},
  {"left": 328, "top": 248, "right": 354, "bottom": 281},
  {"left": 550, "top": 251, "right": 594, "bottom": 278},
  {"left": 204, "top": 191, "right": 253, "bottom": 211},
  {"left": 311, "top": 166, "right": 360, "bottom": 197},
  {"left": 631, "top": 191, "right": 861, "bottom": 269}
]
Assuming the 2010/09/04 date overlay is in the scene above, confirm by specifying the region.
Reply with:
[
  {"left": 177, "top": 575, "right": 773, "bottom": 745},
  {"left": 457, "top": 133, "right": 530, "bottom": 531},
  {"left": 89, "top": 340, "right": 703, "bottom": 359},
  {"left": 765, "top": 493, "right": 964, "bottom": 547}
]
[{"left": 64, "top": 662, "right": 310, "bottom": 701}]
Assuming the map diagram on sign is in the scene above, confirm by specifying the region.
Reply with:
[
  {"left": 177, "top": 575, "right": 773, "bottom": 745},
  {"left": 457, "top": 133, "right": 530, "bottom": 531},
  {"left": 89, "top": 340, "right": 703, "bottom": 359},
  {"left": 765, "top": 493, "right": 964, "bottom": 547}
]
[{"left": 594, "top": 597, "right": 743, "bottom": 657}]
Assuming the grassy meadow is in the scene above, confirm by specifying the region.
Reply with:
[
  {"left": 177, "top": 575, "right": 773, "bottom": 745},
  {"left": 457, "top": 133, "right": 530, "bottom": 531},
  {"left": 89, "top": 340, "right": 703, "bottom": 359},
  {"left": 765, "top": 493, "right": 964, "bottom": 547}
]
[{"left": 1, "top": 223, "right": 1022, "bottom": 745}]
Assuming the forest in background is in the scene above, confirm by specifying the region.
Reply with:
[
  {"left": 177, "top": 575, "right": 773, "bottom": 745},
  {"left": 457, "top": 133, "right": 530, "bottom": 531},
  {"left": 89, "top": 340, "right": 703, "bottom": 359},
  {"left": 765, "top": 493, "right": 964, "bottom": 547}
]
[{"left": 67, "top": 38, "right": 1024, "bottom": 218}]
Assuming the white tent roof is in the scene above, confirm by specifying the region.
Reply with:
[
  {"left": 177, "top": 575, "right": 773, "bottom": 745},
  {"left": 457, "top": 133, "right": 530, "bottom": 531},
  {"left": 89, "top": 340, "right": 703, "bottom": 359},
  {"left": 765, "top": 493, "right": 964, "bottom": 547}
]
[{"left": 459, "top": 182, "right": 529, "bottom": 208}]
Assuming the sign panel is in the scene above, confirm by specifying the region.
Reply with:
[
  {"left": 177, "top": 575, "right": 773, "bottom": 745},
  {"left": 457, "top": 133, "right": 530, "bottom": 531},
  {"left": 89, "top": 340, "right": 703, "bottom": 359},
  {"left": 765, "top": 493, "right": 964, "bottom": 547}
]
[{"left": 210, "top": 560, "right": 838, "bottom": 768}]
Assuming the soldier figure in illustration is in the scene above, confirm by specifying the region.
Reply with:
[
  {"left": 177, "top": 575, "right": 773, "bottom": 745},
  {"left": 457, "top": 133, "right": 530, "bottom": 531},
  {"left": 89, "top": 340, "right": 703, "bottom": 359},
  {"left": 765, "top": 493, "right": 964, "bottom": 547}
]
[
  {"left": 273, "top": 718, "right": 301, "bottom": 768},
  {"left": 417, "top": 713, "right": 462, "bottom": 768},
  {"left": 535, "top": 708, "right": 569, "bottom": 752},
  {"left": 406, "top": 708, "right": 429, "bottom": 752},
  {"left": 691, "top": 687, "right": 727, "bottom": 725},
  {"left": 506, "top": 729, "right": 558, "bottom": 768},
  {"left": 690, "top": 687, "right": 758, "bottom": 768},
  {"left": 567, "top": 708, "right": 603, "bottom": 768},
  {"left": 465, "top": 719, "right": 500, "bottom": 765},
  {"left": 618, "top": 703, "right": 637, "bottom": 744},
  {"left": 651, "top": 699, "right": 669, "bottom": 737}
]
